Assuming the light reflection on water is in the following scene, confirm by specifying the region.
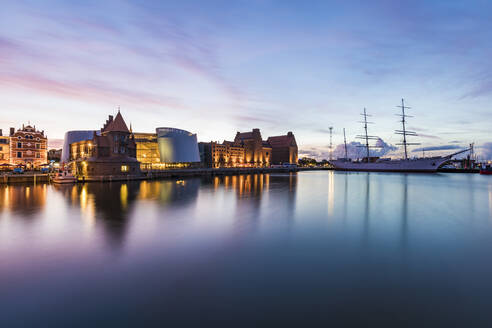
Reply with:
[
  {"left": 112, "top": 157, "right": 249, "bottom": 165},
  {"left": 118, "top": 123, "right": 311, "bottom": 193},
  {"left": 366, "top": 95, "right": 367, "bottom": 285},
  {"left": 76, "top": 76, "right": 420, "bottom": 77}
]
[{"left": 0, "top": 172, "right": 492, "bottom": 326}]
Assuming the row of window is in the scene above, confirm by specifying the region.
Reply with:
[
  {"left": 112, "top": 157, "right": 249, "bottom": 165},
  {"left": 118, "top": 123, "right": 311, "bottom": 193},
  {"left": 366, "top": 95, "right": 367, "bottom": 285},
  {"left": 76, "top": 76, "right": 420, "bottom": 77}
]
[
  {"left": 15, "top": 142, "right": 42, "bottom": 149},
  {"left": 17, "top": 135, "right": 41, "bottom": 141},
  {"left": 15, "top": 152, "right": 42, "bottom": 158}
]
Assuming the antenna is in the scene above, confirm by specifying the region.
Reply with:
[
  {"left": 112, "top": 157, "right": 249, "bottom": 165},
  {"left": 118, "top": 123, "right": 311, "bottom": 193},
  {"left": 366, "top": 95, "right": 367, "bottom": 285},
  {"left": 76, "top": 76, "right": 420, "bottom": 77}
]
[
  {"left": 470, "top": 142, "right": 475, "bottom": 168},
  {"left": 395, "top": 98, "right": 419, "bottom": 160},
  {"left": 329, "top": 127, "right": 333, "bottom": 161},
  {"left": 356, "top": 108, "right": 380, "bottom": 160},
  {"left": 343, "top": 128, "right": 348, "bottom": 160}
]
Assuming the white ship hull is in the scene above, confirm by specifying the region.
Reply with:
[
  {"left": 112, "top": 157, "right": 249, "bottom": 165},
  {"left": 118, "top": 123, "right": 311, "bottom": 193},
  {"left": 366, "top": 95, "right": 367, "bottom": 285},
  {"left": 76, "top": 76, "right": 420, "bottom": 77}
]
[{"left": 330, "top": 156, "right": 452, "bottom": 173}]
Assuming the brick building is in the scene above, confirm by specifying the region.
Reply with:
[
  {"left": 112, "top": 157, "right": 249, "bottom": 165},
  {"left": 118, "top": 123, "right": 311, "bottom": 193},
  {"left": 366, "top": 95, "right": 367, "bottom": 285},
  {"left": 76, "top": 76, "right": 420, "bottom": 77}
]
[
  {"left": 267, "top": 132, "right": 298, "bottom": 165},
  {"left": 234, "top": 128, "right": 271, "bottom": 167},
  {"left": 202, "top": 141, "right": 245, "bottom": 168},
  {"left": 69, "top": 111, "right": 140, "bottom": 178},
  {"left": 200, "top": 129, "right": 298, "bottom": 168},
  {"left": 0, "top": 130, "right": 10, "bottom": 167},
  {"left": 9, "top": 124, "right": 48, "bottom": 169}
]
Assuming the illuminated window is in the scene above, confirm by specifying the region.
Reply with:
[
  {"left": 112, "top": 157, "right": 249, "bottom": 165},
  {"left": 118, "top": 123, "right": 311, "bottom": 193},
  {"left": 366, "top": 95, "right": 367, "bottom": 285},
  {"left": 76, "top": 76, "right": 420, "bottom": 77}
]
[{"left": 121, "top": 165, "right": 129, "bottom": 172}]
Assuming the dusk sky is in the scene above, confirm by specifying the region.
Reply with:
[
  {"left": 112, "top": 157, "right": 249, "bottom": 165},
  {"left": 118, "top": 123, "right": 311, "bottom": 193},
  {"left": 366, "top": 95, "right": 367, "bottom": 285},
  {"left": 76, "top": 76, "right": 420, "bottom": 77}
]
[{"left": 1, "top": 0, "right": 491, "bottom": 159}]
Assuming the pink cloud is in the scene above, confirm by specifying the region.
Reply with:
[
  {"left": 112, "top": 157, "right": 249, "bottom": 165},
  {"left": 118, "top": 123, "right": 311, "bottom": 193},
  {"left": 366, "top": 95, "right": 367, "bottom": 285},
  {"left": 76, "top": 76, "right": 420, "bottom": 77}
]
[{"left": 0, "top": 72, "right": 184, "bottom": 109}]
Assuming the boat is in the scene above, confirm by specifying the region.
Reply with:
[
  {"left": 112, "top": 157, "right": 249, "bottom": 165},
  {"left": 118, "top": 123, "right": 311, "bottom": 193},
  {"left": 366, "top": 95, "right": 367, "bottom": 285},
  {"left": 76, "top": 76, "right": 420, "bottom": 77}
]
[
  {"left": 52, "top": 171, "right": 77, "bottom": 184},
  {"left": 330, "top": 99, "right": 470, "bottom": 173},
  {"left": 480, "top": 165, "right": 492, "bottom": 175}
]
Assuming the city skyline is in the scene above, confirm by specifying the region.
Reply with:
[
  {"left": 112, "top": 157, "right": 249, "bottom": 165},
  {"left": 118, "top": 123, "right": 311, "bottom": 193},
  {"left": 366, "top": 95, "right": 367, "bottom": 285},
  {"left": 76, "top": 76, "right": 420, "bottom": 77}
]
[{"left": 1, "top": 1, "right": 492, "bottom": 159}]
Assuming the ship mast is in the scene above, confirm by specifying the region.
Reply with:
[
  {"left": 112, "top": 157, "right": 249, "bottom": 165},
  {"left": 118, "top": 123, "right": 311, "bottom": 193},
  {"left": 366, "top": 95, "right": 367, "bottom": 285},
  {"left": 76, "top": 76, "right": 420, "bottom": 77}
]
[
  {"left": 356, "top": 108, "right": 380, "bottom": 160},
  {"left": 395, "top": 98, "right": 419, "bottom": 160}
]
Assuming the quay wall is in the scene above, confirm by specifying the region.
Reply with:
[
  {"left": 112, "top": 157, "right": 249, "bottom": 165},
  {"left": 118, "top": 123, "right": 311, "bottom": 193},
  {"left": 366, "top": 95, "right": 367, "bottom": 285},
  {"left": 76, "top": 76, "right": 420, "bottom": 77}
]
[
  {"left": 0, "top": 174, "right": 50, "bottom": 184},
  {"left": 78, "top": 167, "right": 324, "bottom": 182},
  {"left": 0, "top": 167, "right": 479, "bottom": 185},
  {"left": 0, "top": 168, "right": 327, "bottom": 185}
]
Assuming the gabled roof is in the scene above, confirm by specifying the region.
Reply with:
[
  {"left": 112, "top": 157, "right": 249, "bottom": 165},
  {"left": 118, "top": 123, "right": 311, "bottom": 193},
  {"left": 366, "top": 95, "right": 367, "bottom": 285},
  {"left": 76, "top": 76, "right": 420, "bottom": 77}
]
[
  {"left": 267, "top": 133, "right": 296, "bottom": 148},
  {"left": 236, "top": 132, "right": 253, "bottom": 140},
  {"left": 102, "top": 111, "right": 129, "bottom": 133}
]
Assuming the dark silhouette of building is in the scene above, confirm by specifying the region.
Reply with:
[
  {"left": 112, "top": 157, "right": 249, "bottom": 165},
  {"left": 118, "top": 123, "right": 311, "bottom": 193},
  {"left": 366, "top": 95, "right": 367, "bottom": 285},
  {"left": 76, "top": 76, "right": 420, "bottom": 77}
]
[{"left": 48, "top": 149, "right": 62, "bottom": 162}]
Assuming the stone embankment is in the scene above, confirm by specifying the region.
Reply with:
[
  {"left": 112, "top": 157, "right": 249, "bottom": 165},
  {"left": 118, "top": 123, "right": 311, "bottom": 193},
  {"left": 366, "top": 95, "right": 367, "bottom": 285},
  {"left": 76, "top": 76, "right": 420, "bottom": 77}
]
[{"left": 0, "top": 167, "right": 329, "bottom": 184}]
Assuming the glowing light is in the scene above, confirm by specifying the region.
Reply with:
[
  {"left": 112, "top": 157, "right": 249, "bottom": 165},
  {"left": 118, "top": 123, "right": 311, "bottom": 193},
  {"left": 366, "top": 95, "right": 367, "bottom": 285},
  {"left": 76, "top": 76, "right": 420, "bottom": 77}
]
[
  {"left": 327, "top": 171, "right": 335, "bottom": 216},
  {"left": 80, "top": 186, "right": 88, "bottom": 210},
  {"left": 120, "top": 184, "right": 128, "bottom": 209}
]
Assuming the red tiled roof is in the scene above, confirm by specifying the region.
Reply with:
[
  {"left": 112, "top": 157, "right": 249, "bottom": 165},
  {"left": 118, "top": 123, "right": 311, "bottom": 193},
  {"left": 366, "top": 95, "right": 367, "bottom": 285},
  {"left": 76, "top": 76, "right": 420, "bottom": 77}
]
[
  {"left": 103, "top": 111, "right": 129, "bottom": 133},
  {"left": 267, "top": 134, "right": 296, "bottom": 147},
  {"left": 236, "top": 132, "right": 253, "bottom": 140}
]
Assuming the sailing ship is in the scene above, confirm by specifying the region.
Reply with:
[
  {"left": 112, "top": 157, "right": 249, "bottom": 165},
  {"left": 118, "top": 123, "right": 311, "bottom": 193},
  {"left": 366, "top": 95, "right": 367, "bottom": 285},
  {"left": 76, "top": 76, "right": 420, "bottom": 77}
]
[{"left": 330, "top": 99, "right": 469, "bottom": 172}]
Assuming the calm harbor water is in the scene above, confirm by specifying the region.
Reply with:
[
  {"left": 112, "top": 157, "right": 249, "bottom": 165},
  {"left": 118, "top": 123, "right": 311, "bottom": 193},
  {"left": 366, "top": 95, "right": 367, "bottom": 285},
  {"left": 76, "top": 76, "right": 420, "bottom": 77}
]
[{"left": 1, "top": 171, "right": 492, "bottom": 326}]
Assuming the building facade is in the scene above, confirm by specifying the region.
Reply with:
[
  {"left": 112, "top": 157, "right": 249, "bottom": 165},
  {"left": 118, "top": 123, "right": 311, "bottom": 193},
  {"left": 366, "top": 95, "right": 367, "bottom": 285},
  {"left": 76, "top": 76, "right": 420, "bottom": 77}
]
[
  {"left": 69, "top": 111, "right": 140, "bottom": 178},
  {"left": 133, "top": 128, "right": 201, "bottom": 170},
  {"left": 234, "top": 129, "right": 271, "bottom": 167},
  {"left": 206, "top": 141, "right": 245, "bottom": 168},
  {"left": 200, "top": 129, "right": 298, "bottom": 168},
  {"left": 48, "top": 149, "right": 62, "bottom": 162},
  {"left": 0, "top": 130, "right": 9, "bottom": 167},
  {"left": 61, "top": 130, "right": 98, "bottom": 163},
  {"left": 156, "top": 127, "right": 200, "bottom": 164},
  {"left": 9, "top": 125, "right": 48, "bottom": 168},
  {"left": 267, "top": 132, "right": 298, "bottom": 165},
  {"left": 134, "top": 132, "right": 160, "bottom": 170}
]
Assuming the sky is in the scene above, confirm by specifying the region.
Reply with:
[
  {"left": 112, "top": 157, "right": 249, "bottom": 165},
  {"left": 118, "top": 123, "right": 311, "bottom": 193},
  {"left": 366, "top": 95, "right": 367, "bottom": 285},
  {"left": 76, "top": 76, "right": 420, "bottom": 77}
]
[{"left": 1, "top": 0, "right": 491, "bottom": 159}]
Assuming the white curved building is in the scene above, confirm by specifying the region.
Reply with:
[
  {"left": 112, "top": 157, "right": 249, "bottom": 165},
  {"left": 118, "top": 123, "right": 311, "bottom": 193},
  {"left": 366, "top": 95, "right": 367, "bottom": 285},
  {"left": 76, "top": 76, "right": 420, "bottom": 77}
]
[
  {"left": 61, "top": 130, "right": 99, "bottom": 163},
  {"left": 156, "top": 127, "right": 200, "bottom": 163}
]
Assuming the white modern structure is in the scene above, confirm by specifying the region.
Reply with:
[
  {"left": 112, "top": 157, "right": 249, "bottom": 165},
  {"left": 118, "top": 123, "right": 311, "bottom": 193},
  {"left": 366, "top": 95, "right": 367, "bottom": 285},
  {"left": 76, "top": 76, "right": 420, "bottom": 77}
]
[
  {"left": 156, "top": 127, "right": 200, "bottom": 163},
  {"left": 61, "top": 130, "right": 99, "bottom": 163}
]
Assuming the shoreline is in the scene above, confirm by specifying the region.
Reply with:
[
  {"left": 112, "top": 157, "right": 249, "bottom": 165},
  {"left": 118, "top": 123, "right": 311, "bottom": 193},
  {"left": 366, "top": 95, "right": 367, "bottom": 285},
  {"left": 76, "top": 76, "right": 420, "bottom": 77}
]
[{"left": 0, "top": 166, "right": 480, "bottom": 185}]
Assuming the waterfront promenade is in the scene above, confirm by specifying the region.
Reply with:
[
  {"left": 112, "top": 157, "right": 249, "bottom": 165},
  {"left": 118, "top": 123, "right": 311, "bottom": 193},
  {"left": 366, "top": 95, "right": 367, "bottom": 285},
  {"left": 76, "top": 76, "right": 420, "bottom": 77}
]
[
  {"left": 0, "top": 166, "right": 480, "bottom": 184},
  {"left": 0, "top": 167, "right": 329, "bottom": 184}
]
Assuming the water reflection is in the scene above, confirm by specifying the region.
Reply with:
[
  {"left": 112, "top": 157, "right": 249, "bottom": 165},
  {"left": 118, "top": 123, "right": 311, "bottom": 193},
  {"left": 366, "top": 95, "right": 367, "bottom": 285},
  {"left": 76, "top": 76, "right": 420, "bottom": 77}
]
[
  {"left": 327, "top": 171, "right": 335, "bottom": 216},
  {"left": 56, "top": 183, "right": 140, "bottom": 248},
  {"left": 401, "top": 174, "right": 409, "bottom": 252},
  {"left": 205, "top": 173, "right": 298, "bottom": 233},
  {"left": 0, "top": 184, "right": 47, "bottom": 217},
  {"left": 137, "top": 179, "right": 200, "bottom": 207},
  {"left": 2, "top": 173, "right": 492, "bottom": 326},
  {"left": 363, "top": 173, "right": 370, "bottom": 245},
  {"left": 489, "top": 185, "right": 492, "bottom": 221}
]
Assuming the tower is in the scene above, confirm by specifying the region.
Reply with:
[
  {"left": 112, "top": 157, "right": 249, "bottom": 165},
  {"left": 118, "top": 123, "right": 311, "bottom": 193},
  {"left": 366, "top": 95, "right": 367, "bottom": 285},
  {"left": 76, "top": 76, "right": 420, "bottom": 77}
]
[{"left": 329, "top": 127, "right": 333, "bottom": 161}]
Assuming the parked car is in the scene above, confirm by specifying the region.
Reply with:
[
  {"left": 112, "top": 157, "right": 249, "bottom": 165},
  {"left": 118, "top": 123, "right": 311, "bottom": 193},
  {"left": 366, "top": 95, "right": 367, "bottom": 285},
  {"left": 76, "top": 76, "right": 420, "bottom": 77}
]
[
  {"left": 40, "top": 167, "right": 50, "bottom": 173},
  {"left": 13, "top": 167, "right": 24, "bottom": 174}
]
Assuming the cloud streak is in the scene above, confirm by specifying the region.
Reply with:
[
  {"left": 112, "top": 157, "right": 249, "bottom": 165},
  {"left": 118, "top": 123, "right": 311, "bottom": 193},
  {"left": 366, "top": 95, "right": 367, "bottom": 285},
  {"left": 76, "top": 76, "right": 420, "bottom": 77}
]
[{"left": 412, "top": 145, "right": 462, "bottom": 152}]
